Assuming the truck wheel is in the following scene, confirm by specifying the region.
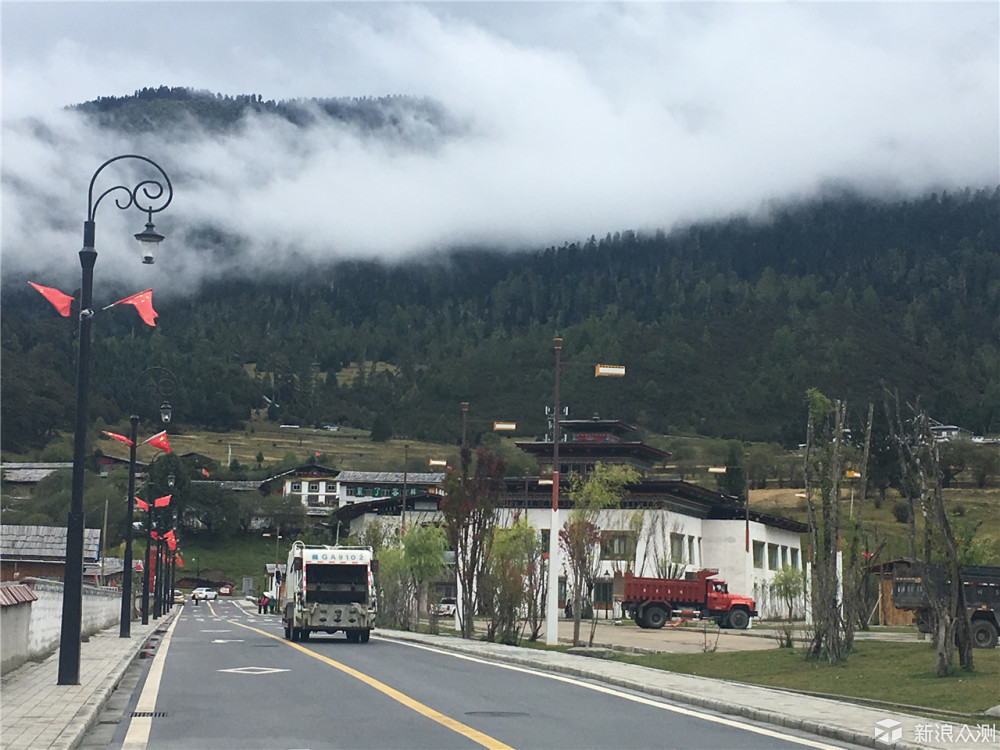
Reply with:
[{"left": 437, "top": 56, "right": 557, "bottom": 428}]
[
  {"left": 346, "top": 630, "right": 360, "bottom": 643},
  {"left": 284, "top": 624, "right": 291, "bottom": 640},
  {"left": 971, "top": 620, "right": 998, "bottom": 649},
  {"left": 300, "top": 629, "right": 310, "bottom": 641},
  {"left": 360, "top": 629, "right": 371, "bottom": 643},
  {"left": 645, "top": 605, "right": 669, "bottom": 629},
  {"left": 633, "top": 612, "right": 647, "bottom": 628},
  {"left": 727, "top": 609, "right": 750, "bottom": 630}
]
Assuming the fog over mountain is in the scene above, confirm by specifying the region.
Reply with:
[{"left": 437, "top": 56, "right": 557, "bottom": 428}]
[{"left": 2, "top": 2, "right": 997, "bottom": 293}]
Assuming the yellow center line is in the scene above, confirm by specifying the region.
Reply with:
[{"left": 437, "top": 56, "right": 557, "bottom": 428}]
[{"left": 228, "top": 619, "right": 513, "bottom": 750}]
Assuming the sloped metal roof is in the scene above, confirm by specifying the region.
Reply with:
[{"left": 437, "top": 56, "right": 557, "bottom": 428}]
[
  {"left": 335, "top": 471, "right": 444, "bottom": 484},
  {"left": 2, "top": 463, "right": 73, "bottom": 483},
  {"left": 0, "top": 525, "right": 102, "bottom": 562}
]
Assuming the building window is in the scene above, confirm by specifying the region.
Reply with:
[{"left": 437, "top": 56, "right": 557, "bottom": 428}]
[
  {"left": 306, "top": 495, "right": 319, "bottom": 506},
  {"left": 600, "top": 532, "right": 632, "bottom": 561},
  {"left": 291, "top": 482, "right": 301, "bottom": 492},
  {"left": 687, "top": 536, "right": 696, "bottom": 566},
  {"left": 790, "top": 548, "right": 800, "bottom": 569},
  {"left": 309, "top": 482, "right": 319, "bottom": 492},
  {"left": 781, "top": 546, "right": 789, "bottom": 567},
  {"left": 753, "top": 541, "right": 765, "bottom": 569},
  {"left": 767, "top": 543, "right": 779, "bottom": 570},
  {"left": 670, "top": 533, "right": 686, "bottom": 563},
  {"left": 593, "top": 578, "right": 613, "bottom": 607},
  {"left": 540, "top": 529, "right": 550, "bottom": 551}
]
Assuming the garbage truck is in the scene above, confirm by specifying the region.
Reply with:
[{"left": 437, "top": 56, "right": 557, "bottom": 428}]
[{"left": 281, "top": 541, "right": 376, "bottom": 643}]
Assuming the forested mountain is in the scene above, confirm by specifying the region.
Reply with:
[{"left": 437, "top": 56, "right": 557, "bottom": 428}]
[{"left": 2, "top": 90, "right": 998, "bottom": 455}]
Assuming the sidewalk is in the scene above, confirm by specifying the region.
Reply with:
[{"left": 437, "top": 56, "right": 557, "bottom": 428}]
[
  {"left": 1, "top": 606, "right": 993, "bottom": 750},
  {"left": 0, "top": 610, "right": 177, "bottom": 750}
]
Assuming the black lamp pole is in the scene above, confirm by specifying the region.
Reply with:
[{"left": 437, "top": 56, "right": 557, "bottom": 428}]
[
  {"left": 141, "top": 481, "right": 152, "bottom": 625},
  {"left": 119, "top": 414, "right": 139, "bottom": 637},
  {"left": 58, "top": 155, "right": 172, "bottom": 685}
]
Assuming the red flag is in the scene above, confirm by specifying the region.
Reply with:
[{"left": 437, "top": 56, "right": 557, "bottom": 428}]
[
  {"left": 102, "top": 430, "right": 134, "bottom": 447},
  {"left": 134, "top": 497, "right": 149, "bottom": 512},
  {"left": 175, "top": 554, "right": 184, "bottom": 568},
  {"left": 153, "top": 494, "right": 171, "bottom": 508},
  {"left": 112, "top": 289, "right": 158, "bottom": 327},
  {"left": 146, "top": 431, "right": 171, "bottom": 453},
  {"left": 150, "top": 530, "right": 160, "bottom": 540},
  {"left": 200, "top": 468, "right": 210, "bottom": 477},
  {"left": 29, "top": 282, "right": 73, "bottom": 317},
  {"left": 166, "top": 535, "right": 177, "bottom": 551}
]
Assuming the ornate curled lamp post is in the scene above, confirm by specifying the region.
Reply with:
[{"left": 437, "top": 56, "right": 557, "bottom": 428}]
[{"left": 59, "top": 155, "right": 172, "bottom": 685}]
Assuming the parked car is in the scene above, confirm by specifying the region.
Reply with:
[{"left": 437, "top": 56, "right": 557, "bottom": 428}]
[
  {"left": 432, "top": 597, "right": 457, "bottom": 617},
  {"left": 192, "top": 587, "right": 218, "bottom": 601},
  {"left": 173, "top": 591, "right": 186, "bottom": 604},
  {"left": 218, "top": 583, "right": 233, "bottom": 596}
]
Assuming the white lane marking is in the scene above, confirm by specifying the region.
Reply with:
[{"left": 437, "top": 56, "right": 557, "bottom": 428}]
[
  {"left": 211, "top": 639, "right": 246, "bottom": 644},
  {"left": 219, "top": 666, "right": 289, "bottom": 675},
  {"left": 389, "top": 639, "right": 846, "bottom": 750},
  {"left": 121, "top": 614, "right": 182, "bottom": 750}
]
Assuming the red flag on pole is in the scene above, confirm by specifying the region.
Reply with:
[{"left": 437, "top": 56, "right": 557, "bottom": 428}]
[
  {"left": 112, "top": 289, "right": 158, "bottom": 327},
  {"left": 146, "top": 431, "right": 171, "bottom": 453},
  {"left": 200, "top": 468, "right": 210, "bottom": 477},
  {"left": 150, "top": 530, "right": 160, "bottom": 540},
  {"left": 29, "top": 282, "right": 73, "bottom": 317},
  {"left": 175, "top": 554, "right": 184, "bottom": 567},
  {"left": 102, "top": 430, "right": 134, "bottom": 447},
  {"left": 153, "top": 494, "right": 171, "bottom": 508},
  {"left": 134, "top": 497, "right": 149, "bottom": 512}
]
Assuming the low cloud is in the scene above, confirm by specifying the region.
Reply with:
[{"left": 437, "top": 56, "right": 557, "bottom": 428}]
[{"left": 2, "top": 3, "right": 997, "bottom": 293}]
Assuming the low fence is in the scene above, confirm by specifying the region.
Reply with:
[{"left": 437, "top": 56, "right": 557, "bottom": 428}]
[{"left": 1, "top": 578, "right": 125, "bottom": 674}]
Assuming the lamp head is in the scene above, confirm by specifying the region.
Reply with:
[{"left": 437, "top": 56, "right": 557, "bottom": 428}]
[
  {"left": 134, "top": 213, "right": 165, "bottom": 264},
  {"left": 159, "top": 401, "right": 172, "bottom": 423}
]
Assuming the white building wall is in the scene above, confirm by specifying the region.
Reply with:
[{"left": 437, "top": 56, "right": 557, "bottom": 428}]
[
  {"left": 342, "top": 499, "right": 804, "bottom": 619},
  {"left": 701, "top": 520, "right": 806, "bottom": 619}
]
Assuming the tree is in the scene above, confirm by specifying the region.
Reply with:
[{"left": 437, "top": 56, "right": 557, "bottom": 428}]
[
  {"left": 521, "top": 524, "right": 548, "bottom": 641},
  {"left": 439, "top": 447, "right": 505, "bottom": 638},
  {"left": 802, "top": 389, "right": 849, "bottom": 664},
  {"left": 563, "top": 463, "right": 638, "bottom": 646},
  {"left": 402, "top": 523, "right": 448, "bottom": 630},
  {"left": 770, "top": 566, "right": 805, "bottom": 648},
  {"left": 482, "top": 518, "right": 536, "bottom": 644},
  {"left": 885, "top": 391, "right": 975, "bottom": 676}
]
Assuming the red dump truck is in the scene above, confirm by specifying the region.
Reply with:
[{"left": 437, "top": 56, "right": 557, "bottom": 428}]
[{"left": 615, "top": 569, "right": 757, "bottom": 629}]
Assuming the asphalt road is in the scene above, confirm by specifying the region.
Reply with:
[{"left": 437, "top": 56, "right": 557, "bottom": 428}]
[{"left": 98, "top": 599, "right": 866, "bottom": 750}]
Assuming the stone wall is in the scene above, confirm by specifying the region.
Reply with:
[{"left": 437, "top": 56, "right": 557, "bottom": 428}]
[{"left": 0, "top": 578, "right": 123, "bottom": 674}]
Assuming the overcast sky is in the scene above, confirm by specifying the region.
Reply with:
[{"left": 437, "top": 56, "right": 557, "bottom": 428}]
[{"left": 2, "top": 1, "right": 998, "bottom": 292}]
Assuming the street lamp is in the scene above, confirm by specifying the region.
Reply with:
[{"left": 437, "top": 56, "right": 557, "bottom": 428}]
[
  {"left": 545, "top": 336, "right": 625, "bottom": 646},
  {"left": 152, "top": 472, "right": 175, "bottom": 619},
  {"left": 121, "top": 366, "right": 176, "bottom": 637},
  {"left": 59, "top": 155, "right": 172, "bottom": 685}
]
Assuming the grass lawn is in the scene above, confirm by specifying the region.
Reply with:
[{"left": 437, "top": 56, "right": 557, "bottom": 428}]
[{"left": 615, "top": 641, "right": 1000, "bottom": 718}]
